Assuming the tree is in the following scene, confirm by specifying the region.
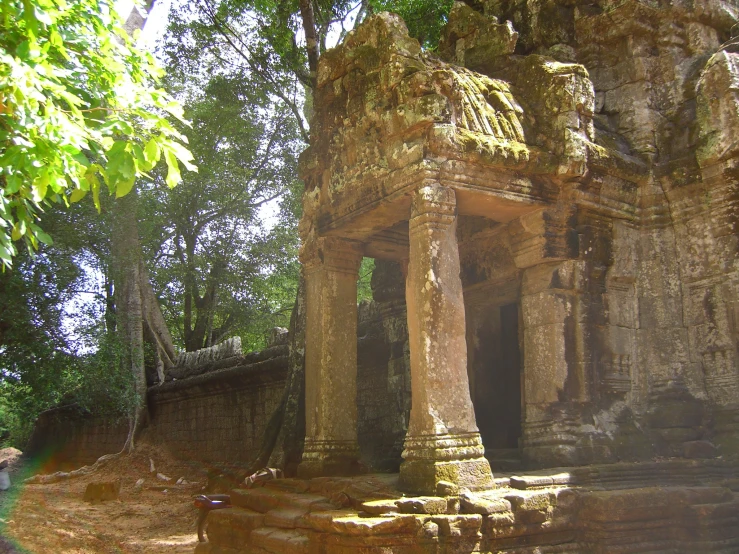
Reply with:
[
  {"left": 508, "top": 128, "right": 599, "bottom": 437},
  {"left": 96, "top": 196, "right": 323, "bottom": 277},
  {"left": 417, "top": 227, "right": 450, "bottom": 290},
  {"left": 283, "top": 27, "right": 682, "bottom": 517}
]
[
  {"left": 164, "top": 0, "right": 372, "bottom": 142},
  {"left": 368, "top": 0, "right": 454, "bottom": 48},
  {"left": 111, "top": 0, "right": 186, "bottom": 452},
  {"left": 0, "top": 0, "right": 195, "bottom": 268},
  {"left": 0, "top": 202, "right": 135, "bottom": 447},
  {"left": 139, "top": 73, "right": 304, "bottom": 352},
  {"left": 1, "top": 0, "right": 199, "bottom": 454}
]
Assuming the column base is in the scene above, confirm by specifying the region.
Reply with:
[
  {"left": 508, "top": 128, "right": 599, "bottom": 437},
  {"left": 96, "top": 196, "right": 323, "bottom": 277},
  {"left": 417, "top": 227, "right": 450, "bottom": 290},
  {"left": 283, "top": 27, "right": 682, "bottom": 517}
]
[
  {"left": 296, "top": 439, "right": 364, "bottom": 479},
  {"left": 398, "top": 433, "right": 494, "bottom": 494}
]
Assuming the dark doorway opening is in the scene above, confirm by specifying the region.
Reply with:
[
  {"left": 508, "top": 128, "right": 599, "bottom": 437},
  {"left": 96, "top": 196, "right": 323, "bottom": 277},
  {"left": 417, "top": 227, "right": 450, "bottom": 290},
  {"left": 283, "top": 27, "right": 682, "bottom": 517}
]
[
  {"left": 472, "top": 302, "right": 522, "bottom": 470},
  {"left": 497, "top": 303, "right": 522, "bottom": 448}
]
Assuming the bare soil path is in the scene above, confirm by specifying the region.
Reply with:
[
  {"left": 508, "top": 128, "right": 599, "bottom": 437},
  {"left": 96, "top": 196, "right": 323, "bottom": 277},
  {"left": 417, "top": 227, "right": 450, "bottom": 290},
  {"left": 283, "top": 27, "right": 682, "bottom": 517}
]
[{"left": 0, "top": 445, "right": 208, "bottom": 553}]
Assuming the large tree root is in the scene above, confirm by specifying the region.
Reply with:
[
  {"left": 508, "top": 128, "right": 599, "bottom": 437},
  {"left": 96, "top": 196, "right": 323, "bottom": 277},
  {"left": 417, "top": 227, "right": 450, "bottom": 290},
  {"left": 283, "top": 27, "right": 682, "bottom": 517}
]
[{"left": 24, "top": 451, "right": 122, "bottom": 485}]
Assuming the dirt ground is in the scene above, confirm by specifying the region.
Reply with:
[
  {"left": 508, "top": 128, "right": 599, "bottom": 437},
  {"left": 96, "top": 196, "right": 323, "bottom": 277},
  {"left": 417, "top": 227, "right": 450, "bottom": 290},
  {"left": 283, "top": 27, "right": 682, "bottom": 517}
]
[{"left": 0, "top": 445, "right": 212, "bottom": 553}]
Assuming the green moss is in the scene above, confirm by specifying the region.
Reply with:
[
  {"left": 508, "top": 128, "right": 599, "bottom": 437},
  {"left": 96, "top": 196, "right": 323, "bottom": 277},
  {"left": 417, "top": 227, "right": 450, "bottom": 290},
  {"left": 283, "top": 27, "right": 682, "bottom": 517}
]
[{"left": 455, "top": 127, "right": 531, "bottom": 163}]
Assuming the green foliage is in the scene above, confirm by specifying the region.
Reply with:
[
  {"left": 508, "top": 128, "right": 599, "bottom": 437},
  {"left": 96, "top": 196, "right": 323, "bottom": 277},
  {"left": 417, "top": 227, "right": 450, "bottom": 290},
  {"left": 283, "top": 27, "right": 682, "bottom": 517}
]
[
  {"left": 0, "top": 0, "right": 195, "bottom": 268},
  {"left": 357, "top": 257, "right": 375, "bottom": 302},
  {"left": 0, "top": 336, "right": 136, "bottom": 449},
  {"left": 140, "top": 37, "right": 305, "bottom": 352},
  {"left": 369, "top": 0, "right": 454, "bottom": 48},
  {"left": 0, "top": 199, "right": 139, "bottom": 447}
]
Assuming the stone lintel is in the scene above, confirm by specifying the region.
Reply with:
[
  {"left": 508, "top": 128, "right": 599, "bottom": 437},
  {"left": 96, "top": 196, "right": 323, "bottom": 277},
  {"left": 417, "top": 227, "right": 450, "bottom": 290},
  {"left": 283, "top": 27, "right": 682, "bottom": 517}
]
[
  {"left": 300, "top": 236, "right": 363, "bottom": 275},
  {"left": 314, "top": 162, "right": 557, "bottom": 241}
]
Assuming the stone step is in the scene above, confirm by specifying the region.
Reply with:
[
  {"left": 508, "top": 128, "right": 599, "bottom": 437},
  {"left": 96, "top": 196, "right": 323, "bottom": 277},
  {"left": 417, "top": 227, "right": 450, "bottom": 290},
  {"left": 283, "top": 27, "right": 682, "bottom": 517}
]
[
  {"left": 206, "top": 507, "right": 264, "bottom": 550},
  {"left": 263, "top": 478, "right": 309, "bottom": 494},
  {"left": 194, "top": 543, "right": 243, "bottom": 554},
  {"left": 231, "top": 487, "right": 331, "bottom": 514},
  {"left": 249, "top": 527, "right": 310, "bottom": 554},
  {"left": 263, "top": 507, "right": 310, "bottom": 529}
]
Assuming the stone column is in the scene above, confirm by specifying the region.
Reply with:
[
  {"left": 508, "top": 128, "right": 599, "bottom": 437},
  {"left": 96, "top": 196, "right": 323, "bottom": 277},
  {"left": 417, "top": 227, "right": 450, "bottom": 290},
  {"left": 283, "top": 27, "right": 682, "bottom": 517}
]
[
  {"left": 399, "top": 183, "right": 494, "bottom": 494},
  {"left": 297, "top": 237, "right": 364, "bottom": 478}
]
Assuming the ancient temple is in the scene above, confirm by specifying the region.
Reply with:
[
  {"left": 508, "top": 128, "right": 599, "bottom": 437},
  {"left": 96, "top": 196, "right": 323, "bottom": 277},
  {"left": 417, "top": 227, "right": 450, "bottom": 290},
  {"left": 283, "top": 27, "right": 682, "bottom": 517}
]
[
  {"left": 198, "top": 1, "right": 739, "bottom": 551},
  {"left": 298, "top": 0, "right": 739, "bottom": 490}
]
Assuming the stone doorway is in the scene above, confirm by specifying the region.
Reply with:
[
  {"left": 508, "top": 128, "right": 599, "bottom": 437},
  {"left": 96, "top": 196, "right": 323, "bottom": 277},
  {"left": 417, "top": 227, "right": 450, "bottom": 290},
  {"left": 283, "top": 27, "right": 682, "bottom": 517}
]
[{"left": 466, "top": 291, "right": 524, "bottom": 470}]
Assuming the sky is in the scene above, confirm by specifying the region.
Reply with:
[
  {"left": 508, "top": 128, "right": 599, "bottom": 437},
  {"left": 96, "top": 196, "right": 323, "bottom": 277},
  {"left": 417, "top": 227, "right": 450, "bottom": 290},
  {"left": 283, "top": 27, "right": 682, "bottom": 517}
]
[{"left": 115, "top": 0, "right": 172, "bottom": 49}]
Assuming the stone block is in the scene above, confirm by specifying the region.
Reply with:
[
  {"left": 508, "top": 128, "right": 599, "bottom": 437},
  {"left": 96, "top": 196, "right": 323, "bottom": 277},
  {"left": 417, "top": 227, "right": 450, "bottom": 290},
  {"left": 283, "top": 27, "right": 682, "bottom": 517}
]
[
  {"left": 264, "top": 507, "right": 310, "bottom": 529},
  {"left": 430, "top": 514, "right": 483, "bottom": 537},
  {"left": 397, "top": 496, "right": 448, "bottom": 515},
  {"left": 460, "top": 493, "right": 511, "bottom": 515},
  {"left": 304, "top": 511, "right": 420, "bottom": 536},
  {"left": 360, "top": 499, "right": 400, "bottom": 515},
  {"left": 206, "top": 508, "right": 264, "bottom": 549},
  {"left": 435, "top": 480, "right": 460, "bottom": 496},
  {"left": 83, "top": 480, "right": 121, "bottom": 503},
  {"left": 504, "top": 492, "right": 552, "bottom": 512},
  {"left": 515, "top": 508, "right": 550, "bottom": 524},
  {"left": 510, "top": 475, "right": 554, "bottom": 490},
  {"left": 250, "top": 527, "right": 310, "bottom": 554},
  {"left": 682, "top": 440, "right": 718, "bottom": 459},
  {"left": 399, "top": 457, "right": 494, "bottom": 496}
]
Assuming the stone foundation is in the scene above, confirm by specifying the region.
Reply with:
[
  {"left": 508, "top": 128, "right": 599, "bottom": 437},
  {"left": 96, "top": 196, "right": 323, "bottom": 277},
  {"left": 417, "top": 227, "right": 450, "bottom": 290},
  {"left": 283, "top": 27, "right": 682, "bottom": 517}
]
[{"left": 195, "top": 460, "right": 739, "bottom": 554}]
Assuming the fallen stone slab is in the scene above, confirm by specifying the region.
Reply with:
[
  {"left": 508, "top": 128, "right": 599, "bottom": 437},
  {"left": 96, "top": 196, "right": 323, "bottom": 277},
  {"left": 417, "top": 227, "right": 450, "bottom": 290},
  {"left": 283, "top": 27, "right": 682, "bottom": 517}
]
[
  {"left": 83, "top": 480, "right": 121, "bottom": 503},
  {"left": 305, "top": 511, "right": 421, "bottom": 536},
  {"left": 359, "top": 499, "right": 399, "bottom": 515}
]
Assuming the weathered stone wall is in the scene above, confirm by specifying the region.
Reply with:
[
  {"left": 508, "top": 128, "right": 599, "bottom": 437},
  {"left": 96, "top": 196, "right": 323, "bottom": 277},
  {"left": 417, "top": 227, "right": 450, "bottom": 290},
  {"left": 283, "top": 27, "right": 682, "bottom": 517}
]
[
  {"left": 28, "top": 357, "right": 288, "bottom": 470},
  {"left": 429, "top": 0, "right": 739, "bottom": 467},
  {"left": 25, "top": 407, "right": 128, "bottom": 471},
  {"left": 146, "top": 359, "right": 287, "bottom": 463}
]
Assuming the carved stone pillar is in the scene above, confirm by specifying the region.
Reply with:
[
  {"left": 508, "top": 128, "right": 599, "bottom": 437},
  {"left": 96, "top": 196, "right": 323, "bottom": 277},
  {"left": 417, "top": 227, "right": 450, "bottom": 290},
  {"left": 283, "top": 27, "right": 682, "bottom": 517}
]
[
  {"left": 399, "top": 183, "right": 494, "bottom": 494},
  {"left": 297, "top": 237, "right": 363, "bottom": 478}
]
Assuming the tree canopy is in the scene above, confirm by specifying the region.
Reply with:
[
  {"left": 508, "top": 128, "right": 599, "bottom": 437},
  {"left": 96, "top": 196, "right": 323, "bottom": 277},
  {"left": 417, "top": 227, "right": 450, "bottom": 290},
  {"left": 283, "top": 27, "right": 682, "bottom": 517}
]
[{"left": 0, "top": 0, "right": 195, "bottom": 267}]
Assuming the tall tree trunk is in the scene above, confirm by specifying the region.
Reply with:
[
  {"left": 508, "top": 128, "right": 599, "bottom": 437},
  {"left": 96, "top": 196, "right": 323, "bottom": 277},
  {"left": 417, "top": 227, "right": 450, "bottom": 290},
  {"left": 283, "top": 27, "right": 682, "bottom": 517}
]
[
  {"left": 186, "top": 263, "right": 221, "bottom": 351},
  {"left": 140, "top": 263, "right": 177, "bottom": 366},
  {"left": 113, "top": 0, "right": 176, "bottom": 452},
  {"left": 298, "top": 0, "right": 319, "bottom": 90},
  {"left": 111, "top": 193, "right": 148, "bottom": 453}
]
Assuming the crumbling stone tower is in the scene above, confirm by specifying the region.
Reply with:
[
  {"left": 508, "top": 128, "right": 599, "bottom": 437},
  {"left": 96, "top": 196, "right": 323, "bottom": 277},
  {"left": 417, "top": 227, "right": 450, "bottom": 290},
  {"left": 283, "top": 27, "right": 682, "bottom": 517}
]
[{"left": 297, "top": 0, "right": 739, "bottom": 495}]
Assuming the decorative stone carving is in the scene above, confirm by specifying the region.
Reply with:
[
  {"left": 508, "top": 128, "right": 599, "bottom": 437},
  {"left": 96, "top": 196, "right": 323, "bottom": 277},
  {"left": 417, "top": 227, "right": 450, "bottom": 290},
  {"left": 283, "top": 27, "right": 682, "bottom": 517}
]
[
  {"left": 601, "top": 353, "right": 632, "bottom": 395},
  {"left": 702, "top": 349, "right": 739, "bottom": 405}
]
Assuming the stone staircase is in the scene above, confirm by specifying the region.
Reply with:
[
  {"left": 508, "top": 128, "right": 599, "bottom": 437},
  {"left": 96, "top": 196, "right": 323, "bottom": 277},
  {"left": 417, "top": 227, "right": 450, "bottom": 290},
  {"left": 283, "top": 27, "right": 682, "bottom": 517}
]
[
  {"left": 195, "top": 480, "right": 333, "bottom": 554},
  {"left": 195, "top": 463, "right": 739, "bottom": 554}
]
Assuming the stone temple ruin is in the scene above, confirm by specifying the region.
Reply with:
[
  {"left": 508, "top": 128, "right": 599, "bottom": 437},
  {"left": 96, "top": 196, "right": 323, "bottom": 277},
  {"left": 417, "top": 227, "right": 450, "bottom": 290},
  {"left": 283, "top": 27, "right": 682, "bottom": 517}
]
[
  {"left": 196, "top": 1, "right": 739, "bottom": 552},
  {"left": 24, "top": 0, "right": 739, "bottom": 551},
  {"left": 295, "top": 0, "right": 739, "bottom": 482}
]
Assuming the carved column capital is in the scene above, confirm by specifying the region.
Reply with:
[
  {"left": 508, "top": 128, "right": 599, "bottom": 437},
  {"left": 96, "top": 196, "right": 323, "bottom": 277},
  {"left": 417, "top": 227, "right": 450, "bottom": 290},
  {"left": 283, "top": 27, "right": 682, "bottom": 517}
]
[
  {"left": 409, "top": 183, "right": 457, "bottom": 233},
  {"left": 300, "top": 236, "right": 363, "bottom": 276}
]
